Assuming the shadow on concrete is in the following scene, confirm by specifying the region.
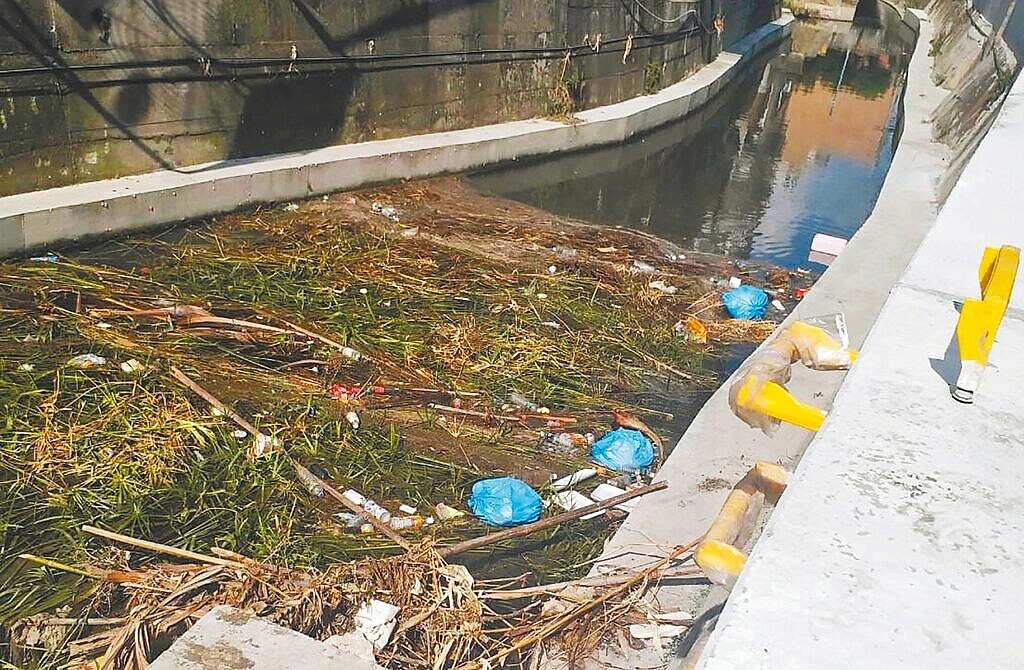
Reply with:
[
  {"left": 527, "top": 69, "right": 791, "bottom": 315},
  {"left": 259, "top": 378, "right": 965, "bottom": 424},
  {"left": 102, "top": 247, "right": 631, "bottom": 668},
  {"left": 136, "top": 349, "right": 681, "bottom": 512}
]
[
  {"left": 229, "top": 71, "right": 359, "bottom": 157},
  {"left": 928, "top": 301, "right": 963, "bottom": 391},
  {"left": 671, "top": 601, "right": 724, "bottom": 667}
]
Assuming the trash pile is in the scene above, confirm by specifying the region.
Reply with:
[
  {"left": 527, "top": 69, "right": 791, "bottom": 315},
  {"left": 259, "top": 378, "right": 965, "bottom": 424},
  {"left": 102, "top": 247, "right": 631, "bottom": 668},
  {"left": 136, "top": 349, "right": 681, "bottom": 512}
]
[{"left": 0, "top": 177, "right": 811, "bottom": 668}]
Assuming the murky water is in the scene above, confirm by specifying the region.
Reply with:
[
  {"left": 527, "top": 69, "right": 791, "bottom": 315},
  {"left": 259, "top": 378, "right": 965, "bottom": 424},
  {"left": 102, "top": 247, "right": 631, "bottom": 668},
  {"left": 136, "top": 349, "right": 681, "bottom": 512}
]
[{"left": 470, "top": 15, "right": 916, "bottom": 272}]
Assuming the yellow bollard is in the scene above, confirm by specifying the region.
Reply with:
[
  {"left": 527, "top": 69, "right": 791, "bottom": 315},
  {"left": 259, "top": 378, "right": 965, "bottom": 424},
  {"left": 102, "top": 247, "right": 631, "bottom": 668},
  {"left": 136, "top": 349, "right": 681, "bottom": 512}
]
[
  {"left": 695, "top": 463, "right": 790, "bottom": 588},
  {"left": 953, "top": 245, "right": 1019, "bottom": 403},
  {"left": 734, "top": 375, "right": 826, "bottom": 432}
]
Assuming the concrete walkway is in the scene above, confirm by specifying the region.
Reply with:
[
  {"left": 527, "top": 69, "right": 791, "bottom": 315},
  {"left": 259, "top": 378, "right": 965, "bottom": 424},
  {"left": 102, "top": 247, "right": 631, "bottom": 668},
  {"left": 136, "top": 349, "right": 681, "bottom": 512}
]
[
  {"left": 563, "top": 9, "right": 953, "bottom": 669},
  {"left": 696, "top": 25, "right": 1024, "bottom": 670}
]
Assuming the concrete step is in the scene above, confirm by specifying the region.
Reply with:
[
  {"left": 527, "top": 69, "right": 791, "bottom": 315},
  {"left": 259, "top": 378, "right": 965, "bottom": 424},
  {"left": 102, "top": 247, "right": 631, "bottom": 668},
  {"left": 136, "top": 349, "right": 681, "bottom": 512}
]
[{"left": 148, "top": 605, "right": 381, "bottom": 670}]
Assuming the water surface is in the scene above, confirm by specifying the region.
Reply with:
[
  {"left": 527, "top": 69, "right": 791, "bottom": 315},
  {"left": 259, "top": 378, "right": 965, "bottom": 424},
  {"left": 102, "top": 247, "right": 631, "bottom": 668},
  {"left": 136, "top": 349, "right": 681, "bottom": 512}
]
[{"left": 470, "top": 15, "right": 915, "bottom": 271}]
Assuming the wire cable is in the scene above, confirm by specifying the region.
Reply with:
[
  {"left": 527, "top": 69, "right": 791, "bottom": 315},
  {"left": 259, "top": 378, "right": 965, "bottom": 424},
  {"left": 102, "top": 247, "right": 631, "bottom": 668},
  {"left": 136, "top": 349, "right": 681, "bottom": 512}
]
[{"left": 632, "top": 0, "right": 699, "bottom": 23}]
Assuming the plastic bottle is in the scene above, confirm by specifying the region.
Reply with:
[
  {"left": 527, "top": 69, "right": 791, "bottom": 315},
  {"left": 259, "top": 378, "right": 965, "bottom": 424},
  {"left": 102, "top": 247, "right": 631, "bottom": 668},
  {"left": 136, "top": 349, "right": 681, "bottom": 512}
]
[
  {"left": 294, "top": 462, "right": 325, "bottom": 498},
  {"left": 508, "top": 392, "right": 548, "bottom": 414},
  {"left": 547, "top": 432, "right": 595, "bottom": 449},
  {"left": 360, "top": 515, "right": 430, "bottom": 533},
  {"left": 342, "top": 489, "right": 392, "bottom": 523}
]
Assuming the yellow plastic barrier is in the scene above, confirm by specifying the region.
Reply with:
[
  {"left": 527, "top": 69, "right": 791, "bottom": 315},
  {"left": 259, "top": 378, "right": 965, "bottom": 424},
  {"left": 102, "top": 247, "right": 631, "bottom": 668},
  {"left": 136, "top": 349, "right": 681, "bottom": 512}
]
[
  {"left": 729, "top": 315, "right": 857, "bottom": 434},
  {"left": 953, "top": 245, "right": 1019, "bottom": 403},
  {"left": 695, "top": 463, "right": 789, "bottom": 588},
  {"left": 733, "top": 376, "right": 825, "bottom": 432}
]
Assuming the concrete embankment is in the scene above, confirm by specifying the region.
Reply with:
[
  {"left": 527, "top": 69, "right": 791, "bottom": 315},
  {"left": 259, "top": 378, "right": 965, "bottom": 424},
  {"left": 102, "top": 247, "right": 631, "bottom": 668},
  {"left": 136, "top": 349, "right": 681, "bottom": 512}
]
[
  {"left": 0, "top": 16, "right": 793, "bottom": 258},
  {"left": 698, "top": 38, "right": 1024, "bottom": 670},
  {"left": 559, "top": 8, "right": 955, "bottom": 670}
]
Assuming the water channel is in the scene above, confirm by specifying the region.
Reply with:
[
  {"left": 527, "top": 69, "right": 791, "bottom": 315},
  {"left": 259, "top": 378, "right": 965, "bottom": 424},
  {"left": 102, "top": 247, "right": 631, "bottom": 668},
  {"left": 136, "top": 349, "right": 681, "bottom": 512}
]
[{"left": 471, "top": 13, "right": 915, "bottom": 273}]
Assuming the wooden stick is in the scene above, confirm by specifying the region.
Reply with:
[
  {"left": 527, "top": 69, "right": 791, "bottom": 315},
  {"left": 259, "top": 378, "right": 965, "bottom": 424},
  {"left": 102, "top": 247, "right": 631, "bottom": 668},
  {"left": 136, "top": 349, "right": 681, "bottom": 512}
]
[
  {"left": 81, "top": 525, "right": 245, "bottom": 568},
  {"left": 438, "top": 480, "right": 668, "bottom": 558},
  {"left": 480, "top": 564, "right": 704, "bottom": 600},
  {"left": 465, "top": 539, "right": 699, "bottom": 670},
  {"left": 317, "top": 479, "right": 411, "bottom": 550},
  {"left": 168, "top": 366, "right": 258, "bottom": 436}
]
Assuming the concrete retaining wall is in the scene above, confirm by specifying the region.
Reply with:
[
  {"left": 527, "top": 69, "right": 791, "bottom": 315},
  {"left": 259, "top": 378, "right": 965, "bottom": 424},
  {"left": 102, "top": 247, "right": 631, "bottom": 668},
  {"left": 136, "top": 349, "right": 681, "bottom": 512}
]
[
  {"left": 0, "top": 0, "right": 781, "bottom": 197},
  {"left": 0, "top": 15, "right": 794, "bottom": 258}
]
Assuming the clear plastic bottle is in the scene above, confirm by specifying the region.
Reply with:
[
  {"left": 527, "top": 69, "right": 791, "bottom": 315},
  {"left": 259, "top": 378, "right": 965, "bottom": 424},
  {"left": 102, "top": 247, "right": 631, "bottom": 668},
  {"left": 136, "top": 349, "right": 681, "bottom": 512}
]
[
  {"left": 508, "top": 392, "right": 548, "bottom": 414},
  {"left": 294, "top": 462, "right": 324, "bottom": 498},
  {"left": 360, "top": 515, "right": 431, "bottom": 534},
  {"left": 342, "top": 489, "right": 392, "bottom": 523}
]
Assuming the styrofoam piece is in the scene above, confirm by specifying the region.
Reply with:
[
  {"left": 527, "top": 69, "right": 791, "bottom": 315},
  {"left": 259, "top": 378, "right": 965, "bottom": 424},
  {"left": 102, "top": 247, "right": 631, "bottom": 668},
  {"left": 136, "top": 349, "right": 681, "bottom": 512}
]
[{"left": 591, "top": 483, "right": 639, "bottom": 513}]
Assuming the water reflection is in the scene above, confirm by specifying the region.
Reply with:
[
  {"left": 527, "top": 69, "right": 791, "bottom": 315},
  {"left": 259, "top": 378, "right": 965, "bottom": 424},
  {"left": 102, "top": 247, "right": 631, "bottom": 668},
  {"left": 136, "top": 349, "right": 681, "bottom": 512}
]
[{"left": 469, "top": 14, "right": 915, "bottom": 270}]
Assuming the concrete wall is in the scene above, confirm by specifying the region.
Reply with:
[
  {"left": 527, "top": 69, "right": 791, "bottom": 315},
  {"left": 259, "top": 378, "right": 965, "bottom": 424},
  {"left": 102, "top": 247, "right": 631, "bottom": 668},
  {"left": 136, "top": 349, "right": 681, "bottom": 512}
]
[
  {"left": 0, "top": 0, "right": 779, "bottom": 197},
  {"left": 0, "top": 17, "right": 795, "bottom": 257}
]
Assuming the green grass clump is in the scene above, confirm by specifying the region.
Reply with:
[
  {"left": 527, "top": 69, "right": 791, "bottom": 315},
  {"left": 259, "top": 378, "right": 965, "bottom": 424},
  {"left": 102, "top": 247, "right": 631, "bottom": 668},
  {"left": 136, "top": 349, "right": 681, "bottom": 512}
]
[{"left": 0, "top": 182, "right": 718, "bottom": 656}]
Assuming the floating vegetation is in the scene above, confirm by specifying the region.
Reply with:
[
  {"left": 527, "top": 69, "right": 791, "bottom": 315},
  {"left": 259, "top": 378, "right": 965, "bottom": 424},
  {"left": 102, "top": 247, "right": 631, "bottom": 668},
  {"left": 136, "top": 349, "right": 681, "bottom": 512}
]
[{"left": 0, "top": 178, "right": 804, "bottom": 667}]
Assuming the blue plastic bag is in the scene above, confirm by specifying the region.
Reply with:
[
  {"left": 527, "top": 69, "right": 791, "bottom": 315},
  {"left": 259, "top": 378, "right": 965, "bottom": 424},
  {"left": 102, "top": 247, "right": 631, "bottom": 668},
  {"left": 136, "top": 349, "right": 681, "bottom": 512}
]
[
  {"left": 467, "top": 477, "right": 543, "bottom": 527},
  {"left": 590, "top": 428, "right": 654, "bottom": 473},
  {"left": 722, "top": 285, "right": 769, "bottom": 319}
]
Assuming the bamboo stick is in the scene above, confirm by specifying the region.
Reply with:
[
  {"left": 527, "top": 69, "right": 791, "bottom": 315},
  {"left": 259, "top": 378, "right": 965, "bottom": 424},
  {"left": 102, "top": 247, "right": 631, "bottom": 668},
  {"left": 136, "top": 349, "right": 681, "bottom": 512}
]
[
  {"left": 317, "top": 479, "right": 411, "bottom": 550},
  {"left": 168, "top": 366, "right": 258, "bottom": 436},
  {"left": 438, "top": 480, "right": 668, "bottom": 558},
  {"left": 81, "top": 525, "right": 245, "bottom": 568},
  {"left": 480, "top": 564, "right": 704, "bottom": 600}
]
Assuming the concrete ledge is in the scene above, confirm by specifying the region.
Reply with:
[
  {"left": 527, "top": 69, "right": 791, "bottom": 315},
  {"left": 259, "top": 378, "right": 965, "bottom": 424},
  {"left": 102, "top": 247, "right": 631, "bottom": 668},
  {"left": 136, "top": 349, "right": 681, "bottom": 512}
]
[
  {"left": 0, "top": 15, "right": 794, "bottom": 257},
  {"left": 554, "top": 9, "right": 951, "bottom": 669},
  {"left": 696, "top": 16, "right": 1024, "bottom": 670}
]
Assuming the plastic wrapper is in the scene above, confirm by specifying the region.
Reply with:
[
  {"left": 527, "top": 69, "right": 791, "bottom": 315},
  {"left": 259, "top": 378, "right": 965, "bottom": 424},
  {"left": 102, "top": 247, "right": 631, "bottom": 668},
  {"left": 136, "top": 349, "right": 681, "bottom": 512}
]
[
  {"left": 467, "top": 477, "right": 542, "bottom": 527},
  {"left": 722, "top": 285, "right": 769, "bottom": 319},
  {"left": 590, "top": 428, "right": 655, "bottom": 473}
]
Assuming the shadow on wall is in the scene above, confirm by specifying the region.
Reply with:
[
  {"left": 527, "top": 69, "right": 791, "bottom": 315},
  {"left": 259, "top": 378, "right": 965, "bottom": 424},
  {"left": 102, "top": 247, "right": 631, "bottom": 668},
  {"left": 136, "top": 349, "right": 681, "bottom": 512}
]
[
  {"left": 230, "top": 71, "right": 358, "bottom": 157},
  {"left": 4, "top": 0, "right": 492, "bottom": 176}
]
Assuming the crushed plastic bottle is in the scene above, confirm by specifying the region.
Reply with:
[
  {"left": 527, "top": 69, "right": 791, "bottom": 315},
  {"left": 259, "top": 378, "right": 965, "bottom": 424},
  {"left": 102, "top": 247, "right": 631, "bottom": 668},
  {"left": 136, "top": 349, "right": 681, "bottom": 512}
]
[
  {"left": 434, "top": 502, "right": 466, "bottom": 521},
  {"left": 340, "top": 346, "right": 362, "bottom": 361},
  {"left": 371, "top": 202, "right": 400, "bottom": 222},
  {"left": 343, "top": 489, "right": 392, "bottom": 523},
  {"left": 252, "top": 432, "right": 280, "bottom": 457},
  {"left": 547, "top": 432, "right": 595, "bottom": 449},
  {"left": 648, "top": 280, "right": 678, "bottom": 295},
  {"left": 65, "top": 353, "right": 106, "bottom": 369}
]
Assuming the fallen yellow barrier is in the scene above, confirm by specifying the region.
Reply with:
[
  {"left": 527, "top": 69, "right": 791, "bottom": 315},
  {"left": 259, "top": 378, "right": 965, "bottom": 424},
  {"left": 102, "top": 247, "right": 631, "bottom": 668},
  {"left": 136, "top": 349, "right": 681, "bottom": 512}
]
[
  {"left": 695, "top": 462, "right": 789, "bottom": 588},
  {"left": 730, "top": 315, "right": 857, "bottom": 433},
  {"left": 953, "top": 245, "right": 1019, "bottom": 403}
]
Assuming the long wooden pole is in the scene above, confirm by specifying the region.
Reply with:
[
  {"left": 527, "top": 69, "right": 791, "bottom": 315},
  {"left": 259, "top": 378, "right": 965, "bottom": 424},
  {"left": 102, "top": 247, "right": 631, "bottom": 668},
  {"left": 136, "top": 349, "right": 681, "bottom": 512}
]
[
  {"left": 168, "top": 367, "right": 409, "bottom": 549},
  {"left": 81, "top": 525, "right": 245, "bottom": 568},
  {"left": 438, "top": 480, "right": 668, "bottom": 558},
  {"left": 318, "top": 479, "right": 411, "bottom": 549}
]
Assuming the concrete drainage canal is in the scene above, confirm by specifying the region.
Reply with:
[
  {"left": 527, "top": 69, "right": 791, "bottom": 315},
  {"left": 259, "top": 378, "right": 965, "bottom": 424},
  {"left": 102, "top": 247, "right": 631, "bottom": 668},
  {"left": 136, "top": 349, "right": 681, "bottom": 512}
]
[{"left": 0, "top": 10, "right": 917, "bottom": 670}]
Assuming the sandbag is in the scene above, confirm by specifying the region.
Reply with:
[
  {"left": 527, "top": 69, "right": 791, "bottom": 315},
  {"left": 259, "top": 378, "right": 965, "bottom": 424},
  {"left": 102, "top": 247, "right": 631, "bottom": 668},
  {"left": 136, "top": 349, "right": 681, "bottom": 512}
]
[
  {"left": 590, "top": 428, "right": 654, "bottom": 473},
  {"left": 722, "top": 285, "right": 769, "bottom": 319},
  {"left": 467, "top": 477, "right": 543, "bottom": 527}
]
